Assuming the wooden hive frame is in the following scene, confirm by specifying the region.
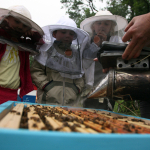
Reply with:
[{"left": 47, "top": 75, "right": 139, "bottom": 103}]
[{"left": 1, "top": 101, "right": 150, "bottom": 150}]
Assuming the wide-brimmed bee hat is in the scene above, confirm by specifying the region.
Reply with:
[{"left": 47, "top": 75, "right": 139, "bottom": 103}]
[
  {"left": 0, "top": 5, "right": 44, "bottom": 54},
  {"left": 42, "top": 16, "right": 89, "bottom": 45},
  {"left": 0, "top": 5, "right": 44, "bottom": 36},
  {"left": 80, "top": 10, "right": 128, "bottom": 35}
]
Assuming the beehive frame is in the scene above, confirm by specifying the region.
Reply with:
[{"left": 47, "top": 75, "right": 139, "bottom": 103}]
[{"left": 0, "top": 101, "right": 150, "bottom": 150}]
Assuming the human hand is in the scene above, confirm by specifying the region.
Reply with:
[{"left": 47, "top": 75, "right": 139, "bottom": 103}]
[
  {"left": 97, "top": 31, "right": 107, "bottom": 42},
  {"left": 94, "top": 31, "right": 107, "bottom": 47},
  {"left": 102, "top": 67, "right": 113, "bottom": 73},
  {"left": 94, "top": 59, "right": 110, "bottom": 73},
  {"left": 93, "top": 58, "right": 113, "bottom": 73},
  {"left": 122, "top": 13, "right": 150, "bottom": 60},
  {"left": 93, "top": 58, "right": 98, "bottom": 61}
]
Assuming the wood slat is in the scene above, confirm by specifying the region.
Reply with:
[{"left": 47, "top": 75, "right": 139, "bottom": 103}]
[
  {"left": 27, "top": 105, "right": 46, "bottom": 130},
  {"left": 0, "top": 104, "right": 24, "bottom": 129}
]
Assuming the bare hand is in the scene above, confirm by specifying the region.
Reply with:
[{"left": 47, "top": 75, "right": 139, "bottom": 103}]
[
  {"left": 97, "top": 31, "right": 107, "bottom": 41},
  {"left": 102, "top": 67, "right": 112, "bottom": 73},
  {"left": 93, "top": 58, "right": 113, "bottom": 73},
  {"left": 122, "top": 13, "right": 150, "bottom": 60},
  {"left": 97, "top": 31, "right": 107, "bottom": 44},
  {"left": 93, "top": 58, "right": 98, "bottom": 61},
  {"left": 94, "top": 31, "right": 107, "bottom": 47}
]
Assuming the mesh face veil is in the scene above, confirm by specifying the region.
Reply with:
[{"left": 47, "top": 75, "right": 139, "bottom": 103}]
[
  {"left": 35, "top": 16, "right": 90, "bottom": 79},
  {"left": 80, "top": 11, "right": 128, "bottom": 44}
]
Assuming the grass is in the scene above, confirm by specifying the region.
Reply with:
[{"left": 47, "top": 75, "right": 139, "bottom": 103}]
[{"left": 113, "top": 100, "right": 141, "bottom": 117}]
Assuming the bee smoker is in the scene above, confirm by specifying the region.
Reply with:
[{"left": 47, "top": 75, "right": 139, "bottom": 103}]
[{"left": 88, "top": 42, "right": 150, "bottom": 101}]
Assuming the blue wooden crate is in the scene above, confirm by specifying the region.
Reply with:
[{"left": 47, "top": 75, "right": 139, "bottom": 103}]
[
  {"left": 17, "top": 95, "right": 36, "bottom": 103},
  {"left": 22, "top": 95, "right": 36, "bottom": 103},
  {"left": 17, "top": 90, "right": 36, "bottom": 103},
  {"left": 0, "top": 101, "right": 150, "bottom": 150}
]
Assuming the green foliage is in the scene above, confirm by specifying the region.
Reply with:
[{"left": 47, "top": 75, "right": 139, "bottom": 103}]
[
  {"left": 106, "top": 0, "right": 150, "bottom": 22},
  {"left": 113, "top": 100, "right": 141, "bottom": 117},
  {"left": 60, "top": 0, "right": 100, "bottom": 27},
  {"left": 106, "top": 1, "right": 129, "bottom": 19},
  {"left": 29, "top": 56, "right": 34, "bottom": 68},
  {"left": 60, "top": 0, "right": 150, "bottom": 25}
]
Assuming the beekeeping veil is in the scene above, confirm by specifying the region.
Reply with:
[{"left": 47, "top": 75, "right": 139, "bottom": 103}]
[
  {"left": 80, "top": 10, "right": 128, "bottom": 39},
  {"left": 0, "top": 5, "right": 44, "bottom": 54},
  {"left": 35, "top": 16, "right": 90, "bottom": 79},
  {"left": 80, "top": 11, "right": 128, "bottom": 87}
]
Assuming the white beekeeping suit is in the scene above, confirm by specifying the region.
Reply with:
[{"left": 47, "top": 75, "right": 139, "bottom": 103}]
[
  {"left": 80, "top": 10, "right": 128, "bottom": 87},
  {"left": 35, "top": 16, "right": 90, "bottom": 79},
  {"left": 31, "top": 16, "right": 91, "bottom": 106},
  {"left": 79, "top": 11, "right": 128, "bottom": 110}
]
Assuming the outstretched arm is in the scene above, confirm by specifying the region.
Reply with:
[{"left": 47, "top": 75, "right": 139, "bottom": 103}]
[{"left": 122, "top": 13, "right": 150, "bottom": 60}]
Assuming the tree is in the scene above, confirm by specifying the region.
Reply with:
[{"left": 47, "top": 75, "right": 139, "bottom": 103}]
[
  {"left": 106, "top": 0, "right": 150, "bottom": 22},
  {"left": 60, "top": 0, "right": 103, "bottom": 27},
  {"left": 105, "top": 0, "right": 129, "bottom": 19},
  {"left": 61, "top": 0, "right": 150, "bottom": 24}
]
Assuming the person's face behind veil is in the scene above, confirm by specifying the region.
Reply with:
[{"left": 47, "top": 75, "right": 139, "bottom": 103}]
[
  {"left": 53, "top": 29, "right": 76, "bottom": 51},
  {"left": 53, "top": 29, "right": 75, "bottom": 44},
  {"left": 92, "top": 20, "right": 112, "bottom": 36}
]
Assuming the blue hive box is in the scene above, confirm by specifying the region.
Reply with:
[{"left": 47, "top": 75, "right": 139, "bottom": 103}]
[{"left": 0, "top": 101, "right": 150, "bottom": 150}]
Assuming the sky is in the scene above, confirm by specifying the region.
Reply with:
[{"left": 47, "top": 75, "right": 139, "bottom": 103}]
[{"left": 0, "top": 0, "right": 107, "bottom": 27}]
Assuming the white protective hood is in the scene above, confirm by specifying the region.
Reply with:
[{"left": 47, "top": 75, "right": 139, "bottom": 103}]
[
  {"left": 35, "top": 16, "right": 90, "bottom": 79},
  {"left": 80, "top": 10, "right": 128, "bottom": 37},
  {"left": 81, "top": 11, "right": 128, "bottom": 87}
]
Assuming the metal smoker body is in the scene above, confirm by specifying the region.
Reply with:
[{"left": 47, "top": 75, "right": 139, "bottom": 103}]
[{"left": 88, "top": 42, "right": 150, "bottom": 101}]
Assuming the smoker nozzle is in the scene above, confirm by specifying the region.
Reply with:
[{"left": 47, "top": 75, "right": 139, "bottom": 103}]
[{"left": 88, "top": 69, "right": 114, "bottom": 99}]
